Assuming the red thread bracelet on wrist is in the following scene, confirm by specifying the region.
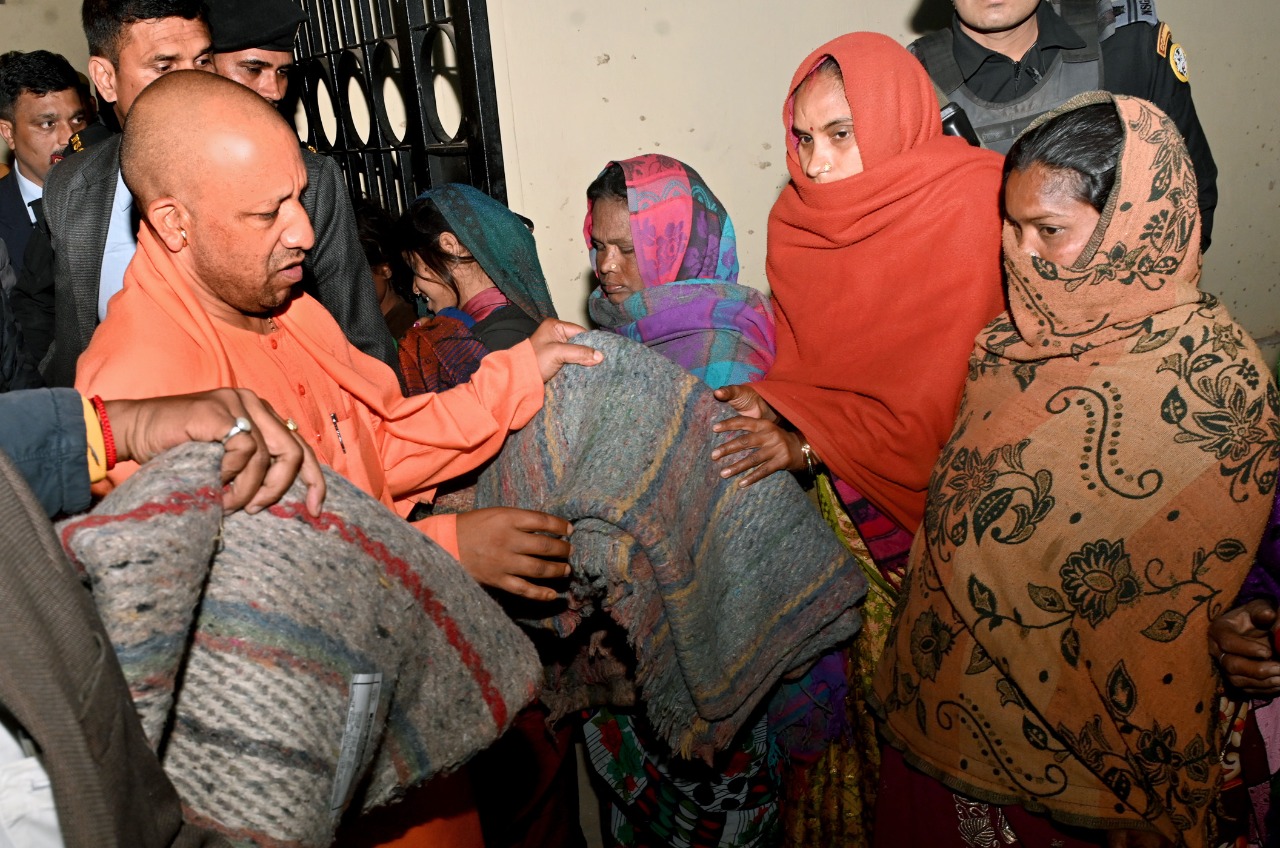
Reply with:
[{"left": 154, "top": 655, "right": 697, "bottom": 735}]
[{"left": 90, "top": 395, "right": 117, "bottom": 470}]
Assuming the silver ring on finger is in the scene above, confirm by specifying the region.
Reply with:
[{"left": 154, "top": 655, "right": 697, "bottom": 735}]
[{"left": 221, "top": 416, "right": 254, "bottom": 444}]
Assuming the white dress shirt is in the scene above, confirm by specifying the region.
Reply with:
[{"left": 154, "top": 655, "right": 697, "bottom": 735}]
[
  {"left": 12, "top": 162, "right": 41, "bottom": 225},
  {"left": 0, "top": 712, "right": 63, "bottom": 848},
  {"left": 98, "top": 169, "right": 138, "bottom": 321}
]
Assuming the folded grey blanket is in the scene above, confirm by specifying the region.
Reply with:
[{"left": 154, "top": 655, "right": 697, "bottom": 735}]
[
  {"left": 476, "top": 331, "right": 865, "bottom": 758},
  {"left": 59, "top": 443, "right": 539, "bottom": 848}
]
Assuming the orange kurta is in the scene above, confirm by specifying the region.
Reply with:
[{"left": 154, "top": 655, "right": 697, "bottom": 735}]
[{"left": 76, "top": 225, "right": 545, "bottom": 560}]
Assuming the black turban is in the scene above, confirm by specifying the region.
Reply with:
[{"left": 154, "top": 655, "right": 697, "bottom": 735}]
[{"left": 209, "top": 0, "right": 307, "bottom": 53}]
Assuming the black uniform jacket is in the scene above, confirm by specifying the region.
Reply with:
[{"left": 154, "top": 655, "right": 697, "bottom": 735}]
[{"left": 943, "top": 2, "right": 1217, "bottom": 248}]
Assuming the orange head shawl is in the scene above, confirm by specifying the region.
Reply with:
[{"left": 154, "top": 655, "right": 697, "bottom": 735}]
[
  {"left": 754, "top": 32, "right": 1007, "bottom": 533},
  {"left": 872, "top": 93, "right": 1278, "bottom": 845}
]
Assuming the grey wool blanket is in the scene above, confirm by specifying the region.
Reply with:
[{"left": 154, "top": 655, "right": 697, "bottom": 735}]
[
  {"left": 476, "top": 331, "right": 865, "bottom": 758},
  {"left": 57, "top": 443, "right": 540, "bottom": 848}
]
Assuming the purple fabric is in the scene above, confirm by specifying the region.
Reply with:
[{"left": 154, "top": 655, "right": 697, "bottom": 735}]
[
  {"left": 590, "top": 282, "right": 775, "bottom": 389},
  {"left": 1236, "top": 489, "right": 1280, "bottom": 605},
  {"left": 833, "top": 477, "right": 914, "bottom": 586},
  {"left": 765, "top": 651, "right": 850, "bottom": 765}
]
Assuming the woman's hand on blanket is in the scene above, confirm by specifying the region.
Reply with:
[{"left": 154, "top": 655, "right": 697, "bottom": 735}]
[
  {"left": 1210, "top": 599, "right": 1280, "bottom": 696},
  {"left": 711, "top": 385, "right": 805, "bottom": 487},
  {"left": 529, "top": 319, "right": 604, "bottom": 382},
  {"left": 711, "top": 416, "right": 806, "bottom": 486},
  {"left": 711, "top": 384, "right": 804, "bottom": 486},
  {"left": 712, "top": 384, "right": 779, "bottom": 422},
  {"left": 456, "top": 507, "right": 572, "bottom": 601},
  {"left": 107, "top": 388, "right": 326, "bottom": 517}
]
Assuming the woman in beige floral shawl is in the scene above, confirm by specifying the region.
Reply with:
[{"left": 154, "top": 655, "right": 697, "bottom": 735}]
[{"left": 870, "top": 92, "right": 1278, "bottom": 847}]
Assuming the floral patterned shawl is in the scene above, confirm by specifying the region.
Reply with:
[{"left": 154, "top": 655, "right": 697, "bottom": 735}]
[
  {"left": 584, "top": 154, "right": 776, "bottom": 389},
  {"left": 871, "top": 93, "right": 1279, "bottom": 845}
]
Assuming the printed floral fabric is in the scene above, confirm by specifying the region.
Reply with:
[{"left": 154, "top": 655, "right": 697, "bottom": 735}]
[
  {"left": 584, "top": 708, "right": 777, "bottom": 848},
  {"left": 871, "top": 93, "right": 1279, "bottom": 847}
]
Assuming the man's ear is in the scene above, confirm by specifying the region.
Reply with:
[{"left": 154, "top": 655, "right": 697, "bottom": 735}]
[
  {"left": 148, "top": 197, "right": 191, "bottom": 252},
  {"left": 0, "top": 119, "right": 14, "bottom": 151},
  {"left": 87, "top": 57, "right": 119, "bottom": 106}
]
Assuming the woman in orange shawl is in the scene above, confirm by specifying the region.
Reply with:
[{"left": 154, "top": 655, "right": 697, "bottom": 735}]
[
  {"left": 710, "top": 32, "right": 1007, "bottom": 841},
  {"left": 713, "top": 32, "right": 1005, "bottom": 581},
  {"left": 870, "top": 93, "right": 1278, "bottom": 847}
]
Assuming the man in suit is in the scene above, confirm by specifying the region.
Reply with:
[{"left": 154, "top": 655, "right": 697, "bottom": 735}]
[
  {"left": 0, "top": 50, "right": 88, "bottom": 281},
  {"left": 0, "top": 239, "right": 43, "bottom": 390},
  {"left": 11, "top": 0, "right": 397, "bottom": 387},
  {"left": 0, "top": 384, "right": 322, "bottom": 847}
]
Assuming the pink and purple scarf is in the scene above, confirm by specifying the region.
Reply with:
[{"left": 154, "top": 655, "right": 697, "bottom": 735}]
[{"left": 584, "top": 154, "right": 775, "bottom": 390}]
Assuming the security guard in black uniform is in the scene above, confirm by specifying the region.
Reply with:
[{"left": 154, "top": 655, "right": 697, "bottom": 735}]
[{"left": 911, "top": 0, "right": 1217, "bottom": 249}]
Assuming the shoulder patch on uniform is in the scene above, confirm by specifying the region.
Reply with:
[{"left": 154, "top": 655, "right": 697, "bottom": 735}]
[
  {"left": 1169, "top": 42, "right": 1189, "bottom": 82},
  {"left": 1156, "top": 21, "right": 1172, "bottom": 57},
  {"left": 1113, "top": 0, "right": 1159, "bottom": 29}
]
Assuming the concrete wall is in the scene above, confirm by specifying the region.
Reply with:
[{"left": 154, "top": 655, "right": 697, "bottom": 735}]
[
  {"left": 1167, "top": 0, "right": 1280, "bottom": 365},
  {"left": 488, "top": 0, "right": 1280, "bottom": 366},
  {"left": 3, "top": 0, "right": 1275, "bottom": 364}
]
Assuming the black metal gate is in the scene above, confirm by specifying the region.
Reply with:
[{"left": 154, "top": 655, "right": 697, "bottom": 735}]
[{"left": 290, "top": 0, "right": 505, "bottom": 215}]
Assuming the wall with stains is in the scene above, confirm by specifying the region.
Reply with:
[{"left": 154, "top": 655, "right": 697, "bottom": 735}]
[{"left": 488, "top": 0, "right": 1280, "bottom": 366}]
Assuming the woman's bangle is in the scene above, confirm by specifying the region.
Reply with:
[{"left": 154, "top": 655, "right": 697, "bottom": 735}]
[
  {"left": 800, "top": 442, "right": 819, "bottom": 477},
  {"left": 90, "top": 395, "right": 117, "bottom": 471}
]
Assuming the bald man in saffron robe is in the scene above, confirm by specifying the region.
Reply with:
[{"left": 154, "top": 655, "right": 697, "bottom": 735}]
[{"left": 75, "top": 71, "right": 603, "bottom": 601}]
